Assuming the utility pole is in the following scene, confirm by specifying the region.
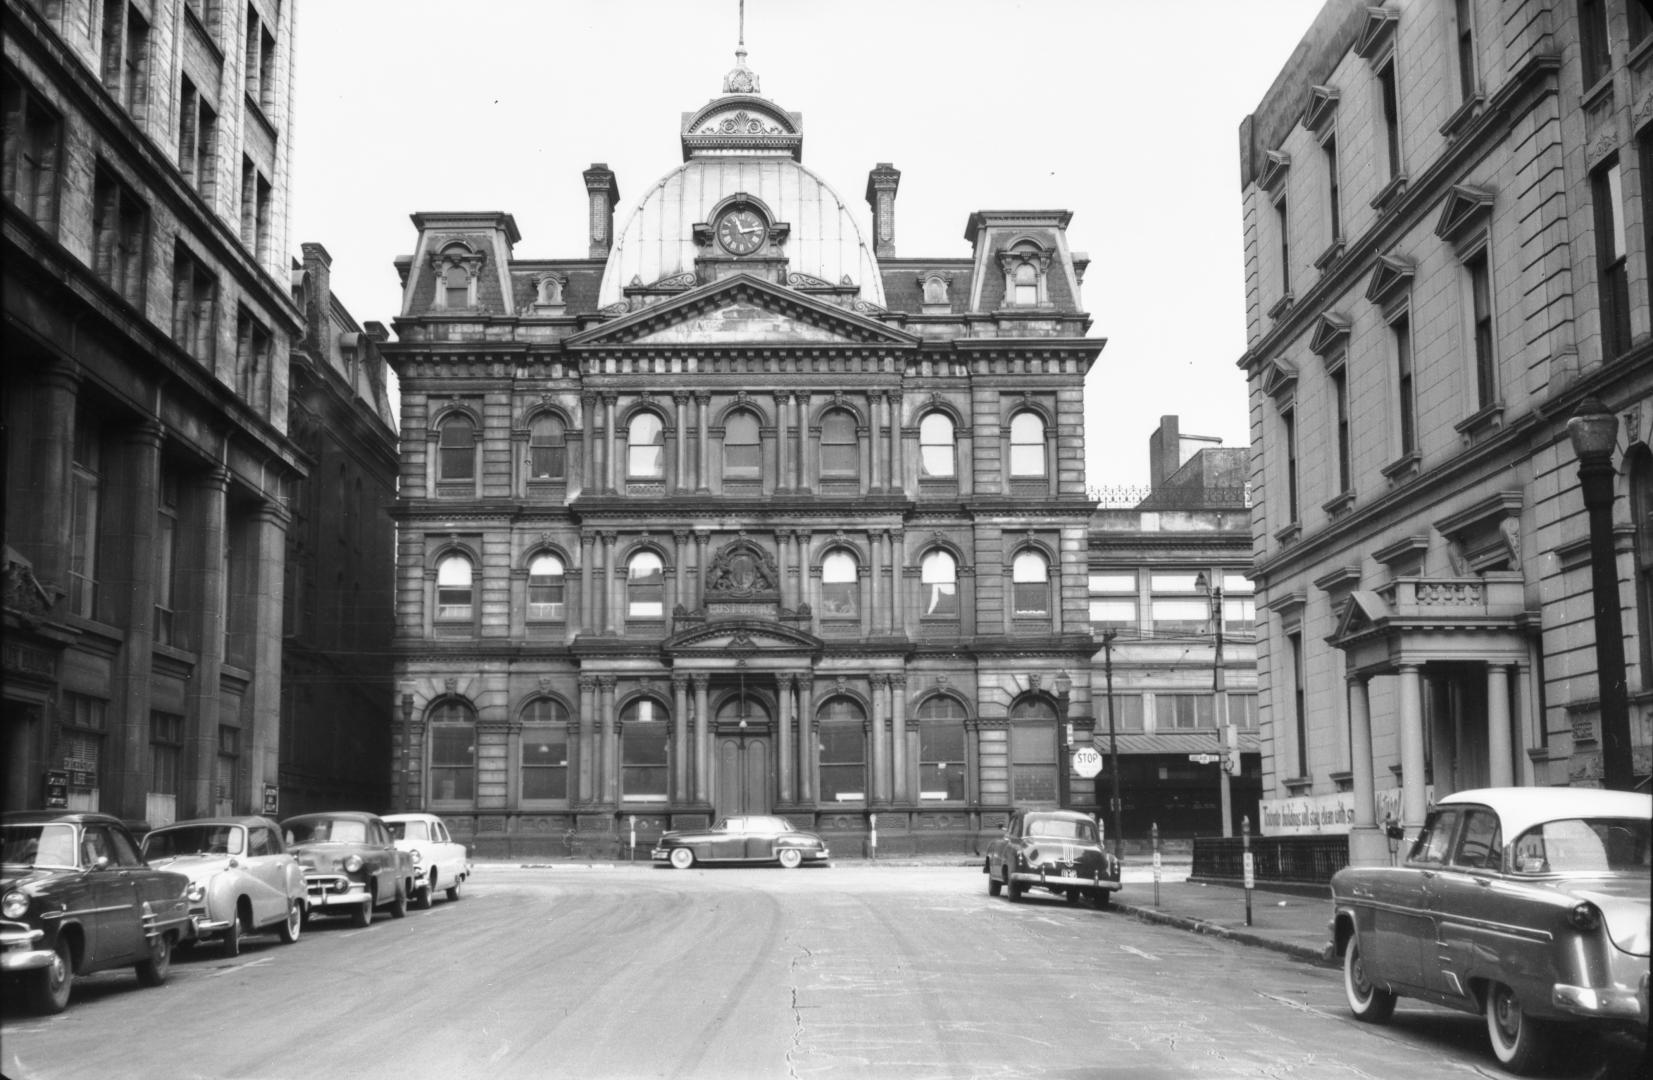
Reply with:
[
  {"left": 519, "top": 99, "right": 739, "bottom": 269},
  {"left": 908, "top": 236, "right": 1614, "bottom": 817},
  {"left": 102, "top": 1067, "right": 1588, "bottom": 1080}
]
[{"left": 1103, "top": 629, "right": 1122, "bottom": 861}]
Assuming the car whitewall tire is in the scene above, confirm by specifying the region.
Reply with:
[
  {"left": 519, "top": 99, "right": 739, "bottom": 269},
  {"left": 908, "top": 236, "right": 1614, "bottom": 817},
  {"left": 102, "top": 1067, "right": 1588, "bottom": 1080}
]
[
  {"left": 669, "top": 847, "right": 694, "bottom": 870},
  {"left": 1485, "top": 981, "right": 1550, "bottom": 1075},
  {"left": 778, "top": 848, "right": 803, "bottom": 869},
  {"left": 1342, "top": 935, "right": 1396, "bottom": 1023}
]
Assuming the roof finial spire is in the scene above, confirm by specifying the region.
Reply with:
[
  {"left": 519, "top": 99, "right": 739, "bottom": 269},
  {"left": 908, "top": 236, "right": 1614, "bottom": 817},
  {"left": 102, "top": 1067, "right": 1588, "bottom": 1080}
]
[{"left": 723, "top": 0, "right": 760, "bottom": 95}]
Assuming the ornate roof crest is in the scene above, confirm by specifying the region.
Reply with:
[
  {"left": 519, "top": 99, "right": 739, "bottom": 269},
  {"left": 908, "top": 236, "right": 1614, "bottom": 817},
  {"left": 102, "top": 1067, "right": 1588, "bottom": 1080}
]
[{"left": 723, "top": 0, "right": 760, "bottom": 94}]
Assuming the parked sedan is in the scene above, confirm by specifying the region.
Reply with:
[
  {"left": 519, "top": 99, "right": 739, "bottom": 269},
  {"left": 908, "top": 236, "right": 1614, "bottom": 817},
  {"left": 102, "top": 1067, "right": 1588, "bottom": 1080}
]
[
  {"left": 0, "top": 811, "right": 192, "bottom": 1013},
  {"left": 984, "top": 808, "right": 1121, "bottom": 907},
  {"left": 383, "top": 812, "right": 471, "bottom": 907},
  {"left": 141, "top": 816, "right": 305, "bottom": 955},
  {"left": 280, "top": 812, "right": 415, "bottom": 927},
  {"left": 652, "top": 816, "right": 830, "bottom": 869},
  {"left": 1330, "top": 787, "right": 1650, "bottom": 1074}
]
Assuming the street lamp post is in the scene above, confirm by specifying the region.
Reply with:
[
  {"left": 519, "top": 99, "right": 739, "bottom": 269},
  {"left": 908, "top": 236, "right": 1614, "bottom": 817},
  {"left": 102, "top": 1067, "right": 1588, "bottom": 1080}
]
[
  {"left": 1102, "top": 629, "right": 1123, "bottom": 861},
  {"left": 1054, "top": 671, "right": 1072, "bottom": 810},
  {"left": 1194, "top": 571, "right": 1234, "bottom": 837},
  {"left": 1567, "top": 397, "right": 1635, "bottom": 792}
]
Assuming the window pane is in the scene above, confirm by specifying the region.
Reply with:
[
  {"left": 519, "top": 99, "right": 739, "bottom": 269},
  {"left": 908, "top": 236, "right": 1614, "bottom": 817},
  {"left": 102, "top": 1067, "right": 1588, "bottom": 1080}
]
[
  {"left": 921, "top": 552, "right": 957, "bottom": 616},
  {"left": 628, "top": 553, "right": 664, "bottom": 617},
  {"left": 1090, "top": 573, "right": 1136, "bottom": 593},
  {"left": 528, "top": 554, "right": 565, "bottom": 619},
  {"left": 919, "top": 413, "right": 954, "bottom": 478},
  {"left": 1089, "top": 598, "right": 1137, "bottom": 625}
]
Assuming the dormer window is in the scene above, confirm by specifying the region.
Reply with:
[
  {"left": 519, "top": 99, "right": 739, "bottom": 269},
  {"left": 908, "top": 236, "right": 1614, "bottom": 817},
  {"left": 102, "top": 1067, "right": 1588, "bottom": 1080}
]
[
  {"left": 444, "top": 265, "right": 469, "bottom": 309},
  {"left": 997, "top": 241, "right": 1052, "bottom": 308},
  {"left": 430, "top": 241, "right": 483, "bottom": 311},
  {"left": 536, "top": 274, "right": 565, "bottom": 306},
  {"left": 1013, "top": 263, "right": 1038, "bottom": 305}
]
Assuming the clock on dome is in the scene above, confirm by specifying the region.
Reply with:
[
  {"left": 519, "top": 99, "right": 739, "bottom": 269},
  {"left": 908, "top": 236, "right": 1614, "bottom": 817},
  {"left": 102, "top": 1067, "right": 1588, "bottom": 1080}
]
[{"left": 715, "top": 206, "right": 766, "bottom": 256}]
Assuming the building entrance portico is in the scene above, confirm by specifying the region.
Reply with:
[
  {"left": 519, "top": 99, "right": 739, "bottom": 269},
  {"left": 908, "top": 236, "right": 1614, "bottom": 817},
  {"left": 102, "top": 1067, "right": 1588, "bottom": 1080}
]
[{"left": 716, "top": 734, "right": 772, "bottom": 817}]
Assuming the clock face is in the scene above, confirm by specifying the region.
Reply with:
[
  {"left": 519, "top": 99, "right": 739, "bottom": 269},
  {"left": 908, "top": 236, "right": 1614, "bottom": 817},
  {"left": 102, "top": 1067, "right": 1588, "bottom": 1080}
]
[{"left": 716, "top": 208, "right": 766, "bottom": 255}]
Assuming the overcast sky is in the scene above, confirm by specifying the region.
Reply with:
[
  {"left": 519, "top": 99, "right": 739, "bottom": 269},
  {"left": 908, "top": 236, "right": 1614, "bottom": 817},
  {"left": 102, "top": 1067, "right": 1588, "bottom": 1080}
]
[{"left": 288, "top": 0, "right": 1326, "bottom": 489}]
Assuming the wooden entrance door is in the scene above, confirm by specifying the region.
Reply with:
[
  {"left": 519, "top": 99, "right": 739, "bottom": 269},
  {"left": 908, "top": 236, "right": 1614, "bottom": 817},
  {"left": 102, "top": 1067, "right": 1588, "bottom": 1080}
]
[{"left": 716, "top": 736, "right": 770, "bottom": 819}]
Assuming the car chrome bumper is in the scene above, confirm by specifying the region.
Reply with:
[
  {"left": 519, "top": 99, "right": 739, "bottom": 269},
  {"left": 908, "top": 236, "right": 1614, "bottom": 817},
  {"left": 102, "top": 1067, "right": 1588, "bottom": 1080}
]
[
  {"left": 0, "top": 926, "right": 51, "bottom": 972},
  {"left": 190, "top": 914, "right": 233, "bottom": 935},
  {"left": 303, "top": 875, "right": 370, "bottom": 908},
  {"left": 1552, "top": 981, "right": 1649, "bottom": 1021},
  {"left": 1011, "top": 869, "right": 1120, "bottom": 890}
]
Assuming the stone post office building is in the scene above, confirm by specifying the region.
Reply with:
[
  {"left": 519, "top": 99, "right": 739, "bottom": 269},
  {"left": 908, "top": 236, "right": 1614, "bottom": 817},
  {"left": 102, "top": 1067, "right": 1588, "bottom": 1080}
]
[{"left": 385, "top": 47, "right": 1106, "bottom": 856}]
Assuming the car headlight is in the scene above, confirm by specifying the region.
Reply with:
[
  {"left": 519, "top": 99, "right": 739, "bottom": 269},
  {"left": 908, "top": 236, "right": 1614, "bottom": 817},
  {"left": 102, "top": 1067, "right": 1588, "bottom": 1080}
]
[
  {"left": 186, "top": 883, "right": 206, "bottom": 904},
  {"left": 411, "top": 850, "right": 423, "bottom": 866},
  {"left": 1568, "top": 901, "right": 1602, "bottom": 932},
  {"left": 1, "top": 890, "right": 28, "bottom": 919},
  {"left": 1025, "top": 847, "right": 1041, "bottom": 865},
  {"left": 343, "top": 854, "right": 363, "bottom": 873}
]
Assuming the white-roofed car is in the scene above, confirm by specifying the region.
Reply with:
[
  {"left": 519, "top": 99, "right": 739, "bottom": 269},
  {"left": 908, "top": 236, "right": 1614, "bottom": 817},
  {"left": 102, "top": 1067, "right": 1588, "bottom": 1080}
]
[
  {"left": 381, "top": 813, "right": 471, "bottom": 908},
  {"left": 1329, "top": 787, "right": 1651, "bottom": 1075},
  {"left": 140, "top": 815, "right": 305, "bottom": 956}
]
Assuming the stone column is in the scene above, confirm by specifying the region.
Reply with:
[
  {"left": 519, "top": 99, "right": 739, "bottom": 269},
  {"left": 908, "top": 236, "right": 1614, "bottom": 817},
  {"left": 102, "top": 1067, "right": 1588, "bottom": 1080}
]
[
  {"left": 1487, "top": 663, "right": 1514, "bottom": 788},
  {"left": 870, "top": 393, "right": 885, "bottom": 492},
  {"left": 602, "top": 531, "right": 620, "bottom": 634},
  {"left": 1348, "top": 676, "right": 1375, "bottom": 827},
  {"left": 674, "top": 391, "right": 690, "bottom": 492},
  {"left": 777, "top": 673, "right": 795, "bottom": 803},
  {"left": 695, "top": 392, "right": 711, "bottom": 493},
  {"left": 580, "top": 533, "right": 597, "bottom": 633},
  {"left": 889, "top": 391, "right": 904, "bottom": 493},
  {"left": 869, "top": 532, "right": 884, "bottom": 635},
  {"left": 693, "top": 674, "right": 711, "bottom": 805},
  {"left": 581, "top": 392, "right": 598, "bottom": 494},
  {"left": 184, "top": 467, "right": 230, "bottom": 818},
  {"left": 110, "top": 421, "right": 163, "bottom": 820},
  {"left": 672, "top": 675, "right": 690, "bottom": 803},
  {"left": 798, "top": 676, "right": 815, "bottom": 804},
  {"left": 599, "top": 675, "right": 617, "bottom": 805},
  {"left": 694, "top": 531, "right": 710, "bottom": 610},
  {"left": 775, "top": 392, "right": 791, "bottom": 492},
  {"left": 1397, "top": 664, "right": 1428, "bottom": 829},
  {"left": 870, "top": 674, "right": 888, "bottom": 805},
  {"left": 797, "top": 393, "right": 814, "bottom": 495},
  {"left": 889, "top": 530, "right": 905, "bottom": 632},
  {"left": 246, "top": 499, "right": 290, "bottom": 820},
  {"left": 23, "top": 363, "right": 81, "bottom": 590},
  {"left": 670, "top": 531, "right": 688, "bottom": 621},
  {"left": 578, "top": 675, "right": 597, "bottom": 803},
  {"left": 891, "top": 673, "right": 908, "bottom": 804}
]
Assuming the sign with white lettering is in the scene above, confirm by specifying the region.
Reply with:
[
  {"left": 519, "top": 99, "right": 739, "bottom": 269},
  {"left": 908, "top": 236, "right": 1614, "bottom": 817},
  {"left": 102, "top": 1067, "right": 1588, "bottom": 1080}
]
[{"left": 1071, "top": 747, "right": 1104, "bottom": 778}]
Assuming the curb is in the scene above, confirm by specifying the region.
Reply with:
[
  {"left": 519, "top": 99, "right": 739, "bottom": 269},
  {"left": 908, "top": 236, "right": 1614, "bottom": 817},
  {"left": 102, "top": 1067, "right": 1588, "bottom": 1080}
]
[{"left": 1113, "top": 900, "right": 1336, "bottom": 968}]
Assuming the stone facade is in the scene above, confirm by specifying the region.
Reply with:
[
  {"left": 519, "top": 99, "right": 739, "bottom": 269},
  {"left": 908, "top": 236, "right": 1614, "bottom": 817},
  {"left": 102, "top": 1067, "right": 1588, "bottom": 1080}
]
[
  {"left": 1239, "top": 0, "right": 1653, "bottom": 863},
  {"left": 386, "top": 48, "right": 1105, "bottom": 857},
  {"left": 2, "top": 0, "right": 302, "bottom": 821}
]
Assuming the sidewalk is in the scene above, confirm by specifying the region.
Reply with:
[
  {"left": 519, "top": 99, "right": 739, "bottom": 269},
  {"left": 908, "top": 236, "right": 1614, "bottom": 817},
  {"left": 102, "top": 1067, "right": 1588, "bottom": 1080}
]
[{"left": 1111, "top": 877, "right": 1336, "bottom": 967}]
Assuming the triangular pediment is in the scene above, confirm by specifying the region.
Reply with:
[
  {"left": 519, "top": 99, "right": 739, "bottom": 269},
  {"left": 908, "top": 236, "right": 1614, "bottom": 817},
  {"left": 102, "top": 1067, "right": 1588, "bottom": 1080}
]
[
  {"left": 664, "top": 617, "right": 823, "bottom": 656},
  {"left": 1364, "top": 254, "right": 1415, "bottom": 307},
  {"left": 1302, "top": 85, "right": 1339, "bottom": 135},
  {"left": 567, "top": 274, "right": 919, "bottom": 349},
  {"left": 1260, "top": 356, "right": 1299, "bottom": 401},
  {"left": 1434, "top": 184, "right": 1495, "bottom": 243},
  {"left": 1309, "top": 312, "right": 1352, "bottom": 358},
  {"left": 1332, "top": 590, "right": 1391, "bottom": 643}
]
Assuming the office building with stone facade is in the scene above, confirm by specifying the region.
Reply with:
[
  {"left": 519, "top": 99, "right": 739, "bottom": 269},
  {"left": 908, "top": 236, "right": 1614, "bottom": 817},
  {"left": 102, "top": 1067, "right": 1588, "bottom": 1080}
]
[
  {"left": 385, "top": 46, "right": 1106, "bottom": 857},
  {"left": 1086, "top": 417, "right": 1261, "bottom": 841},
  {"left": 1239, "top": 0, "right": 1653, "bottom": 864},
  {"left": 3, "top": 0, "right": 395, "bottom": 823}
]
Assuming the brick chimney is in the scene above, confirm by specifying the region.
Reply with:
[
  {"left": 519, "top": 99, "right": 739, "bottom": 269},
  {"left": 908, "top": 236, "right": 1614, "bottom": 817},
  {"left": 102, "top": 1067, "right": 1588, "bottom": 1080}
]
[
  {"left": 583, "top": 163, "right": 620, "bottom": 259},
  {"left": 865, "top": 162, "right": 900, "bottom": 258}
]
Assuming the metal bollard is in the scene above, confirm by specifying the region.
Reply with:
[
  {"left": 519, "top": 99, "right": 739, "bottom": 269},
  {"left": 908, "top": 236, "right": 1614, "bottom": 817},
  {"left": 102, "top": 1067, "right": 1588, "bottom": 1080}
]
[
  {"left": 1241, "top": 814, "right": 1254, "bottom": 927},
  {"left": 869, "top": 813, "right": 877, "bottom": 860},
  {"left": 629, "top": 815, "right": 637, "bottom": 862},
  {"left": 1151, "top": 822, "right": 1161, "bottom": 909}
]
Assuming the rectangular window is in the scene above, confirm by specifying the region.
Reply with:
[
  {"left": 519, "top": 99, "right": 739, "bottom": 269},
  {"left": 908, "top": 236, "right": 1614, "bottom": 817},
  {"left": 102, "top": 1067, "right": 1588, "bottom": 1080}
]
[
  {"left": 92, "top": 164, "right": 147, "bottom": 304},
  {"left": 1594, "top": 158, "right": 1631, "bottom": 360},
  {"left": 917, "top": 722, "right": 966, "bottom": 801},
  {"left": 155, "top": 470, "right": 179, "bottom": 643},
  {"left": 69, "top": 412, "right": 103, "bottom": 618},
  {"left": 1095, "top": 694, "right": 1144, "bottom": 733},
  {"left": 1332, "top": 366, "right": 1351, "bottom": 492},
  {"left": 621, "top": 723, "right": 669, "bottom": 800},
  {"left": 1288, "top": 631, "right": 1307, "bottom": 777},
  {"left": 235, "top": 306, "right": 271, "bottom": 408},
  {"left": 1228, "top": 692, "right": 1259, "bottom": 730},
  {"left": 1087, "top": 572, "right": 1138, "bottom": 629},
  {"left": 818, "top": 723, "right": 866, "bottom": 802},
  {"left": 1454, "top": 0, "right": 1476, "bottom": 102},
  {"left": 150, "top": 712, "right": 183, "bottom": 795},
  {"left": 3, "top": 71, "right": 62, "bottom": 231},
  {"left": 1580, "top": 0, "right": 1611, "bottom": 88},
  {"left": 431, "top": 726, "right": 474, "bottom": 800},
  {"left": 63, "top": 694, "right": 106, "bottom": 811},
  {"left": 1009, "top": 722, "right": 1057, "bottom": 804},
  {"left": 1465, "top": 250, "right": 1496, "bottom": 407},
  {"left": 1274, "top": 195, "right": 1290, "bottom": 296},
  {"left": 99, "top": 0, "right": 123, "bottom": 92},
  {"left": 1393, "top": 314, "right": 1416, "bottom": 455},
  {"left": 1161, "top": 694, "right": 1216, "bottom": 730},
  {"left": 520, "top": 726, "right": 568, "bottom": 800},
  {"left": 1223, "top": 594, "right": 1257, "bottom": 635},
  {"left": 1323, "top": 133, "right": 1341, "bottom": 242},
  {"left": 121, "top": 4, "right": 149, "bottom": 119},
  {"left": 1281, "top": 405, "right": 1300, "bottom": 524},
  {"left": 1378, "top": 58, "right": 1401, "bottom": 180},
  {"left": 215, "top": 726, "right": 239, "bottom": 813},
  {"left": 171, "top": 243, "right": 218, "bottom": 361},
  {"left": 1149, "top": 572, "right": 1207, "bottom": 637},
  {"left": 177, "top": 76, "right": 217, "bottom": 198}
]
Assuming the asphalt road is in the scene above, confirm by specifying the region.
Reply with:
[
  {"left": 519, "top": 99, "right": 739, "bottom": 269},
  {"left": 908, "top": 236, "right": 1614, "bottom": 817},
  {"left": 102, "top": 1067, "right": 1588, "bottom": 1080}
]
[{"left": 1, "top": 864, "right": 1644, "bottom": 1080}]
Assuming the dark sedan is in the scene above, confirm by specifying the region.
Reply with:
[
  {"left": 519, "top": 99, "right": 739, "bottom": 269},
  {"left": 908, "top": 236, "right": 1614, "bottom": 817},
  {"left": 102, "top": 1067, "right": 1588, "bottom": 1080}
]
[
  {"left": 984, "top": 808, "right": 1120, "bottom": 907},
  {"left": 652, "top": 816, "right": 830, "bottom": 869},
  {"left": 1329, "top": 787, "right": 1650, "bottom": 1075},
  {"left": 1, "top": 811, "right": 192, "bottom": 1013}
]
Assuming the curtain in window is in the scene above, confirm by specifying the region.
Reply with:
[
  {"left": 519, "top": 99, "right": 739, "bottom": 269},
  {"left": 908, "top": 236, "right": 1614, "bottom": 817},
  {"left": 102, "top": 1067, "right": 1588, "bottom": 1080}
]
[
  {"left": 627, "top": 551, "right": 664, "bottom": 617},
  {"left": 1012, "top": 551, "right": 1049, "bottom": 614},
  {"left": 527, "top": 554, "right": 564, "bottom": 619},
  {"left": 436, "top": 554, "right": 473, "bottom": 620},
  {"left": 921, "top": 550, "right": 957, "bottom": 616},
  {"left": 820, "top": 550, "right": 859, "bottom": 616},
  {"left": 919, "top": 412, "right": 955, "bottom": 478},
  {"left": 628, "top": 412, "right": 665, "bottom": 479}
]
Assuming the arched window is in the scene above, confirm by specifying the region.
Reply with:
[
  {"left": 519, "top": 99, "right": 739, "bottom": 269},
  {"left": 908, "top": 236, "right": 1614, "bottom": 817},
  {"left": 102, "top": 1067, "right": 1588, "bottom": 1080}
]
[
  {"left": 1013, "top": 261, "right": 1039, "bottom": 305},
  {"left": 1012, "top": 551, "right": 1050, "bottom": 615},
  {"left": 621, "top": 696, "right": 669, "bottom": 800},
  {"left": 916, "top": 696, "right": 968, "bottom": 801},
  {"left": 527, "top": 554, "right": 565, "bottom": 620},
  {"left": 921, "top": 550, "right": 958, "bottom": 617},
  {"left": 715, "top": 692, "right": 770, "bottom": 728},
  {"left": 627, "top": 551, "right": 664, "bottom": 618},
  {"left": 438, "top": 415, "right": 476, "bottom": 482},
  {"left": 444, "top": 264, "right": 469, "bottom": 309},
  {"left": 529, "top": 414, "right": 565, "bottom": 480},
  {"left": 1009, "top": 695, "right": 1058, "bottom": 805},
  {"left": 1632, "top": 447, "right": 1653, "bottom": 680},
  {"left": 723, "top": 410, "right": 760, "bottom": 479},
  {"left": 435, "top": 554, "right": 473, "bottom": 622},
  {"left": 1009, "top": 412, "right": 1046, "bottom": 477},
  {"left": 817, "top": 696, "right": 866, "bottom": 802},
  {"left": 628, "top": 412, "right": 665, "bottom": 480},
  {"left": 820, "top": 409, "right": 858, "bottom": 477},
  {"left": 820, "top": 550, "right": 859, "bottom": 617},
  {"left": 919, "top": 412, "right": 956, "bottom": 478},
  {"left": 429, "top": 699, "right": 476, "bottom": 802},
  {"left": 520, "top": 698, "right": 569, "bottom": 801}
]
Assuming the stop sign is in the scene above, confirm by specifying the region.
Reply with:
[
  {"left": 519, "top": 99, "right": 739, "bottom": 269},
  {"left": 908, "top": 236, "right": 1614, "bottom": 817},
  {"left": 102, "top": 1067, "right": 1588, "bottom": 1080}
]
[{"left": 1071, "top": 746, "right": 1104, "bottom": 778}]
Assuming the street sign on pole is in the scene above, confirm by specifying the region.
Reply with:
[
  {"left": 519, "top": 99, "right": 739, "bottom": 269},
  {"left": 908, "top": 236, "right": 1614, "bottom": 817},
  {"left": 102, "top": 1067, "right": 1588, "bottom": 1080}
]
[
  {"left": 1188, "top": 753, "right": 1220, "bottom": 764},
  {"left": 1071, "top": 746, "right": 1104, "bottom": 778}
]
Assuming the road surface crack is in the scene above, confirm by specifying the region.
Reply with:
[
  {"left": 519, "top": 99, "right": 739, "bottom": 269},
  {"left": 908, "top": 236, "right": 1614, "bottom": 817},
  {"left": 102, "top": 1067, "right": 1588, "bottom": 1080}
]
[{"left": 786, "top": 933, "right": 815, "bottom": 1080}]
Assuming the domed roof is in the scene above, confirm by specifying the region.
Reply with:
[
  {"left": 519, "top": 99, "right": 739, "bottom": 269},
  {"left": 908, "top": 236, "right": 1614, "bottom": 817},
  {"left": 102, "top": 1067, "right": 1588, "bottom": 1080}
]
[{"left": 596, "top": 156, "right": 886, "bottom": 309}]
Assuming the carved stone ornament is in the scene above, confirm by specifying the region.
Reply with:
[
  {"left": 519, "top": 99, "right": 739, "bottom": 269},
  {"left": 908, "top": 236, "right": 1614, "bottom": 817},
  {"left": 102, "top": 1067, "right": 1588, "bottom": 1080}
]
[
  {"left": 444, "top": 678, "right": 459, "bottom": 694},
  {"left": 538, "top": 676, "right": 553, "bottom": 692},
  {"left": 1029, "top": 674, "right": 1042, "bottom": 691},
  {"left": 834, "top": 677, "right": 848, "bottom": 695},
  {"left": 704, "top": 539, "right": 780, "bottom": 598}
]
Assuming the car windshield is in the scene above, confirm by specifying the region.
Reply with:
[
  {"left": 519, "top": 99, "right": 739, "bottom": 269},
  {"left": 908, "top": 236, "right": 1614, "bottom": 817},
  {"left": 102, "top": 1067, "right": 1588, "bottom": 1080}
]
[
  {"left": 285, "top": 819, "right": 367, "bottom": 844},
  {"left": 1509, "top": 817, "right": 1651, "bottom": 875},
  {"left": 143, "top": 824, "right": 243, "bottom": 858},
  {"left": 386, "top": 820, "right": 428, "bottom": 842},
  {"left": 1, "top": 823, "right": 78, "bottom": 868},
  {"left": 1026, "top": 817, "right": 1098, "bottom": 843}
]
